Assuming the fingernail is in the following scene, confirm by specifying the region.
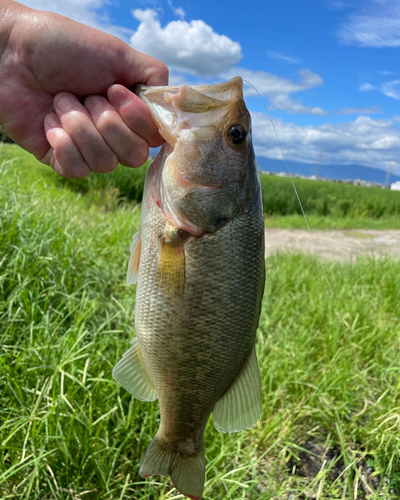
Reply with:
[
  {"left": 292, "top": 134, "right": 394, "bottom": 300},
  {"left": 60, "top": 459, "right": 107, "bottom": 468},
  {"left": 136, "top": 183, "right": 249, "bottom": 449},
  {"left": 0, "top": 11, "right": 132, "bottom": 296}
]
[
  {"left": 85, "top": 96, "right": 101, "bottom": 112},
  {"left": 55, "top": 93, "right": 75, "bottom": 112},
  {"left": 109, "top": 88, "right": 129, "bottom": 108},
  {"left": 46, "top": 113, "right": 59, "bottom": 128}
]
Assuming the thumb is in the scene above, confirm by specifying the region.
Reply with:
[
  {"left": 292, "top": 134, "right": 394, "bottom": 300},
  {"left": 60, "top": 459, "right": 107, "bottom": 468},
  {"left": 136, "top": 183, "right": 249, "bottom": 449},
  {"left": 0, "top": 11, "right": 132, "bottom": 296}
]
[{"left": 120, "top": 45, "right": 169, "bottom": 87}]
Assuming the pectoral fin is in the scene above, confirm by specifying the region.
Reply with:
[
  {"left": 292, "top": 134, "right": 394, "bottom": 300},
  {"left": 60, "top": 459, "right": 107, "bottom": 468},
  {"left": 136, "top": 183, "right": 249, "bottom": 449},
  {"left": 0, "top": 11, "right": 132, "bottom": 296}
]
[
  {"left": 213, "top": 347, "right": 261, "bottom": 433},
  {"left": 157, "top": 227, "right": 185, "bottom": 297},
  {"left": 127, "top": 231, "right": 141, "bottom": 285},
  {"left": 113, "top": 338, "right": 158, "bottom": 402}
]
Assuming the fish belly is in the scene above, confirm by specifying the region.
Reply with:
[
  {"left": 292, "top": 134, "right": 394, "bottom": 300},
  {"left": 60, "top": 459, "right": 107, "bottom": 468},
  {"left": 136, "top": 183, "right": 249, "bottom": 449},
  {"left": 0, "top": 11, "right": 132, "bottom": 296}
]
[{"left": 135, "top": 205, "right": 265, "bottom": 448}]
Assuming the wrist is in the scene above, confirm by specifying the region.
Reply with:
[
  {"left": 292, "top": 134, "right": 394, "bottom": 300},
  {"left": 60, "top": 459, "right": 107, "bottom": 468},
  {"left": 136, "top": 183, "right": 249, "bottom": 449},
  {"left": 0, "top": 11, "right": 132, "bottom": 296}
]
[{"left": 0, "top": 1, "right": 29, "bottom": 61}]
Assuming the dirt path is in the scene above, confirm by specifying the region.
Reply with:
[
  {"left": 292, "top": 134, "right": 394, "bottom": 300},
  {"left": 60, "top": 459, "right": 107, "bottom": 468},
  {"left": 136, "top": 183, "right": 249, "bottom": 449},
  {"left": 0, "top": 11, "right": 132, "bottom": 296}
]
[{"left": 265, "top": 229, "right": 400, "bottom": 261}]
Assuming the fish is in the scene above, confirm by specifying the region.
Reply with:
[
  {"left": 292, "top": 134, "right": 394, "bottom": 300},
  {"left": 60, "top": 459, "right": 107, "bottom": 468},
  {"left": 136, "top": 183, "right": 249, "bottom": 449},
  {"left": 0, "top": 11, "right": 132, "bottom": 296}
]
[{"left": 113, "top": 77, "right": 265, "bottom": 499}]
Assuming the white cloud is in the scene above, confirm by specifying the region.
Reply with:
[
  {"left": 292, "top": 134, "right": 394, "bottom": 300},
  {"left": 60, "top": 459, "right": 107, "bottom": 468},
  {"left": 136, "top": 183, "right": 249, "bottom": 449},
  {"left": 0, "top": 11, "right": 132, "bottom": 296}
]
[
  {"left": 252, "top": 113, "right": 400, "bottom": 175},
  {"left": 167, "top": 0, "right": 185, "bottom": 20},
  {"left": 130, "top": 9, "right": 242, "bottom": 77},
  {"left": 338, "top": 0, "right": 400, "bottom": 47},
  {"left": 380, "top": 80, "right": 400, "bottom": 100},
  {"left": 268, "top": 94, "right": 326, "bottom": 116},
  {"left": 266, "top": 51, "right": 301, "bottom": 64},
  {"left": 360, "top": 78, "right": 400, "bottom": 101},
  {"left": 223, "top": 67, "right": 323, "bottom": 95},
  {"left": 338, "top": 106, "right": 382, "bottom": 114},
  {"left": 162, "top": 67, "right": 329, "bottom": 116},
  {"left": 222, "top": 67, "right": 325, "bottom": 115},
  {"left": 19, "top": 2, "right": 326, "bottom": 117},
  {"left": 378, "top": 70, "right": 395, "bottom": 75},
  {"left": 359, "top": 82, "right": 376, "bottom": 91},
  {"left": 18, "top": 0, "right": 131, "bottom": 38},
  {"left": 327, "top": 1, "right": 353, "bottom": 10},
  {"left": 167, "top": 69, "right": 196, "bottom": 87}
]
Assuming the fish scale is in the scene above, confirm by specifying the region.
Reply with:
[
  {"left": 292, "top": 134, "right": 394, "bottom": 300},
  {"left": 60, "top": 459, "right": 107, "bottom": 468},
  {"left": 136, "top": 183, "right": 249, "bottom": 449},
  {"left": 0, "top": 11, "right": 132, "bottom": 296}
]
[
  {"left": 136, "top": 207, "right": 264, "bottom": 487},
  {"left": 113, "top": 77, "right": 265, "bottom": 499}
]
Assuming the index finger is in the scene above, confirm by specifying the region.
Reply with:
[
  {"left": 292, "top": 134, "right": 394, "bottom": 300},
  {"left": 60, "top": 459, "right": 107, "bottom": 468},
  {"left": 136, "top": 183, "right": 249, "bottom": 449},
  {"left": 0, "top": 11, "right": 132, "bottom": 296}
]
[{"left": 108, "top": 84, "right": 164, "bottom": 148}]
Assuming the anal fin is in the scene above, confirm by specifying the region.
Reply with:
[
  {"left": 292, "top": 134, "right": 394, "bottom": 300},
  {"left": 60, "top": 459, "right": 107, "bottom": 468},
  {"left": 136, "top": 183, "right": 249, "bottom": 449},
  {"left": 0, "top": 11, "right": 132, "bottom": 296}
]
[
  {"left": 113, "top": 338, "right": 157, "bottom": 402},
  {"left": 213, "top": 346, "right": 261, "bottom": 433}
]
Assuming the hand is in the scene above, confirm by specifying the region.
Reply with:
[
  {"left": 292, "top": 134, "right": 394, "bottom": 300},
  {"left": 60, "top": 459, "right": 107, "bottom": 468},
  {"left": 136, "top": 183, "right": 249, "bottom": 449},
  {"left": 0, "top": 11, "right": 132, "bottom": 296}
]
[{"left": 0, "top": 1, "right": 168, "bottom": 178}]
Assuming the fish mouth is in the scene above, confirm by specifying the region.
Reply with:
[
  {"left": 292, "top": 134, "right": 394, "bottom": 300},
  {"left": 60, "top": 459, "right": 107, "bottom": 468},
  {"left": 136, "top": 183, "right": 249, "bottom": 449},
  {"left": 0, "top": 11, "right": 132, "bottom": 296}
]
[
  {"left": 134, "top": 77, "right": 243, "bottom": 106},
  {"left": 134, "top": 77, "right": 244, "bottom": 146}
]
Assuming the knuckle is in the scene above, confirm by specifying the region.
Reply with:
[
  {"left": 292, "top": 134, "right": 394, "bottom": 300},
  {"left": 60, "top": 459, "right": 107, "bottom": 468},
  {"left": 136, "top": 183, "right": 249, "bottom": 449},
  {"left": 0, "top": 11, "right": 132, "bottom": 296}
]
[
  {"left": 96, "top": 110, "right": 119, "bottom": 135},
  {"left": 56, "top": 133, "right": 73, "bottom": 151},
  {"left": 62, "top": 110, "right": 85, "bottom": 130},
  {"left": 52, "top": 134, "right": 91, "bottom": 179}
]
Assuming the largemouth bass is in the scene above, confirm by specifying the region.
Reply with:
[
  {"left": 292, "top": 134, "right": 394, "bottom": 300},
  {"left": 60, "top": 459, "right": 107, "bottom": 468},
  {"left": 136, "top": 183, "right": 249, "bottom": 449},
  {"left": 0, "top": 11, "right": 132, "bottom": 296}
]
[{"left": 113, "top": 77, "right": 265, "bottom": 499}]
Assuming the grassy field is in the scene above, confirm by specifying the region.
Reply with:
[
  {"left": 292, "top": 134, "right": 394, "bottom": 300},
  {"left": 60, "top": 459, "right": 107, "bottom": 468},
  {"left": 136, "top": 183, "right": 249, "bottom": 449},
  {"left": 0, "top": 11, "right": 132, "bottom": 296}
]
[
  {"left": 260, "top": 174, "right": 400, "bottom": 230},
  {"left": 2, "top": 144, "right": 400, "bottom": 230},
  {"left": 1, "top": 146, "right": 400, "bottom": 499}
]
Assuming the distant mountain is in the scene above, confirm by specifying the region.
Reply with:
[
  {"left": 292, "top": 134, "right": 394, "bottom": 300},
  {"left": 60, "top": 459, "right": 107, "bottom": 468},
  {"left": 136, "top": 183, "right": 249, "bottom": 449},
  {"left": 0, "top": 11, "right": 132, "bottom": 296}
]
[{"left": 256, "top": 157, "right": 400, "bottom": 185}]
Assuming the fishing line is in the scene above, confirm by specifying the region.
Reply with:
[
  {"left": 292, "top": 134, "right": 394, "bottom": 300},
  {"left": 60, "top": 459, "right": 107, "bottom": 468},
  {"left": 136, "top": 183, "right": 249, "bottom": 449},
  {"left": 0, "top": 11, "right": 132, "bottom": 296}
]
[
  {"left": 244, "top": 79, "right": 374, "bottom": 397},
  {"left": 243, "top": 79, "right": 343, "bottom": 318}
]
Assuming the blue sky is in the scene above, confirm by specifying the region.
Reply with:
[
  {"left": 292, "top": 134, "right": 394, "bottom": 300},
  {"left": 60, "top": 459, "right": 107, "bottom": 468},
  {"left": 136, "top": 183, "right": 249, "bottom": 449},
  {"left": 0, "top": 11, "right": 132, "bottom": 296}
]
[{"left": 19, "top": 0, "right": 400, "bottom": 177}]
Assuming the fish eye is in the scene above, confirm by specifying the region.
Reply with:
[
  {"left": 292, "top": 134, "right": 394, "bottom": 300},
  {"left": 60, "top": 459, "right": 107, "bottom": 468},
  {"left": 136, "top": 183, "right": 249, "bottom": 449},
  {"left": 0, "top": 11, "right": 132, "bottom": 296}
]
[{"left": 227, "top": 124, "right": 247, "bottom": 145}]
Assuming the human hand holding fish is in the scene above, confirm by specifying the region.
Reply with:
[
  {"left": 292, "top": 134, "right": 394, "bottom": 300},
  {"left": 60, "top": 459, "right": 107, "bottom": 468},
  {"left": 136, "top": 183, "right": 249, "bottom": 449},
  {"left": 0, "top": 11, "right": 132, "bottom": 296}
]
[
  {"left": 0, "top": 0, "right": 168, "bottom": 177},
  {"left": 114, "top": 77, "right": 265, "bottom": 499}
]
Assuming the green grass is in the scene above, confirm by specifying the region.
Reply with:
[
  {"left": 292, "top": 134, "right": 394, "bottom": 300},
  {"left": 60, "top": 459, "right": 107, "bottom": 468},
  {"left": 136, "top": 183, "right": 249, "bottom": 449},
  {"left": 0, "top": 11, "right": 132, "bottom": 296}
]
[
  {"left": 261, "top": 173, "right": 400, "bottom": 229},
  {"left": 260, "top": 173, "right": 400, "bottom": 221},
  {"left": 264, "top": 214, "right": 400, "bottom": 230},
  {"left": 1, "top": 146, "right": 400, "bottom": 499},
  {"left": 3, "top": 143, "right": 400, "bottom": 230},
  {"left": 0, "top": 143, "right": 150, "bottom": 206}
]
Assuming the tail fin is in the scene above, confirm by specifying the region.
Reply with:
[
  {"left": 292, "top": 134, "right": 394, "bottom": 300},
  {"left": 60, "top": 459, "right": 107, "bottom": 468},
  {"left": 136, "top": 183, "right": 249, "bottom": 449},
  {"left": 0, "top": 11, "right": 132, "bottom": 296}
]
[{"left": 139, "top": 435, "right": 205, "bottom": 500}]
